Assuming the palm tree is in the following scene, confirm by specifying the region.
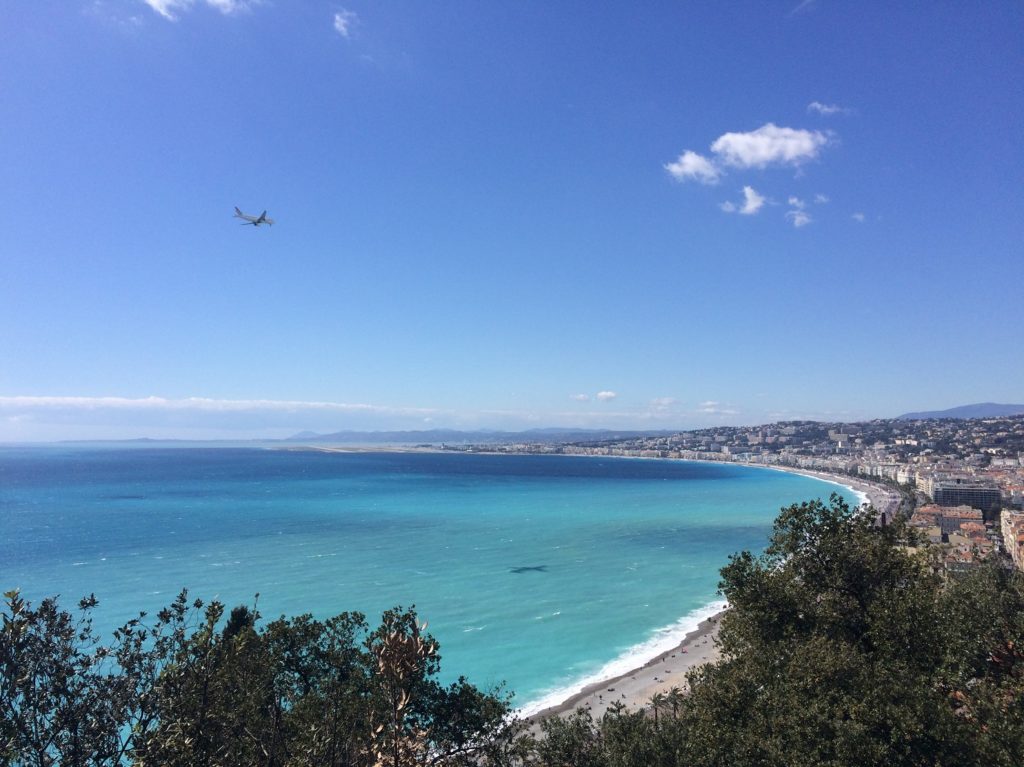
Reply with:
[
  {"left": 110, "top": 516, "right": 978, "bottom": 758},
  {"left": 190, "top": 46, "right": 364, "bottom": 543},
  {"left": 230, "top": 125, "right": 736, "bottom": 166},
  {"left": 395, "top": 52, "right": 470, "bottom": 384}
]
[
  {"left": 649, "top": 691, "right": 667, "bottom": 725},
  {"left": 666, "top": 687, "right": 684, "bottom": 720}
]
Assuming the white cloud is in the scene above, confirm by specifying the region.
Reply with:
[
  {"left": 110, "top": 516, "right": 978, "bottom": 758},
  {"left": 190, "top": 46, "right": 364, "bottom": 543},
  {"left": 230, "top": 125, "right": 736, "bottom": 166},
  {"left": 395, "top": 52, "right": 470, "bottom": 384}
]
[
  {"left": 0, "top": 395, "right": 436, "bottom": 416},
  {"left": 787, "top": 209, "right": 812, "bottom": 228},
  {"left": 595, "top": 391, "right": 618, "bottom": 402},
  {"left": 740, "top": 186, "right": 765, "bottom": 215},
  {"left": 807, "top": 101, "right": 851, "bottom": 116},
  {"left": 88, "top": 1, "right": 146, "bottom": 28},
  {"left": 852, "top": 212, "right": 865, "bottom": 222},
  {"left": 143, "top": 0, "right": 190, "bottom": 18},
  {"left": 710, "top": 123, "right": 829, "bottom": 169},
  {"left": 650, "top": 397, "right": 676, "bottom": 410},
  {"left": 570, "top": 393, "right": 590, "bottom": 402},
  {"left": 333, "top": 9, "right": 358, "bottom": 38},
  {"left": 720, "top": 186, "right": 765, "bottom": 216},
  {"left": 697, "top": 400, "right": 740, "bottom": 416},
  {"left": 0, "top": 395, "right": 458, "bottom": 441},
  {"left": 664, "top": 150, "right": 722, "bottom": 185},
  {"left": 787, "top": 195, "right": 812, "bottom": 227},
  {"left": 206, "top": 0, "right": 250, "bottom": 13},
  {"left": 666, "top": 123, "right": 832, "bottom": 196},
  {"left": 142, "top": 0, "right": 259, "bottom": 20},
  {"left": 814, "top": 193, "right": 829, "bottom": 204}
]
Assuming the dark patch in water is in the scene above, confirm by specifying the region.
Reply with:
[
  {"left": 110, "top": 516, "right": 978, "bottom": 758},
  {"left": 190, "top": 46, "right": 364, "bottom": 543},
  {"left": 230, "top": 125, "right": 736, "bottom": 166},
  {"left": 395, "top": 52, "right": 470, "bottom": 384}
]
[{"left": 510, "top": 565, "right": 547, "bottom": 574}]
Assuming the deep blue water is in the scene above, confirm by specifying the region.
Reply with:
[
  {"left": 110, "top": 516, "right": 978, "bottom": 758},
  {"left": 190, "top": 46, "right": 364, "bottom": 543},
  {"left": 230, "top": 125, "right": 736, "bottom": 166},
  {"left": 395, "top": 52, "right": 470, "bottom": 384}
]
[{"left": 0, "top": 446, "right": 855, "bottom": 711}]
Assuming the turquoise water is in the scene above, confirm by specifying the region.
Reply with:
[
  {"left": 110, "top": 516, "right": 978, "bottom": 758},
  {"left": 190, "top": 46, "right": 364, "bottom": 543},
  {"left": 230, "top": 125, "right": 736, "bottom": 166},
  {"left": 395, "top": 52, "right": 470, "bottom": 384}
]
[{"left": 0, "top": 446, "right": 855, "bottom": 712}]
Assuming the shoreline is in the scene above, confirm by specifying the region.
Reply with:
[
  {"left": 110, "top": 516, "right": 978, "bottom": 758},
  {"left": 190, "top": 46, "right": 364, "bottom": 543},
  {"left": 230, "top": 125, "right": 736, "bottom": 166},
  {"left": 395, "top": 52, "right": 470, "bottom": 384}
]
[
  {"left": 754, "top": 464, "right": 902, "bottom": 520},
  {"left": 525, "top": 607, "right": 726, "bottom": 723}
]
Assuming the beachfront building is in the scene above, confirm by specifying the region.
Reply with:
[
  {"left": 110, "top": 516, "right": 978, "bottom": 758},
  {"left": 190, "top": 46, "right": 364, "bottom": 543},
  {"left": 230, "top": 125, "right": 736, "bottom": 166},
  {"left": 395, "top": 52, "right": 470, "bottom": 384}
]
[
  {"left": 933, "top": 481, "right": 1002, "bottom": 516},
  {"left": 1000, "top": 510, "right": 1024, "bottom": 571}
]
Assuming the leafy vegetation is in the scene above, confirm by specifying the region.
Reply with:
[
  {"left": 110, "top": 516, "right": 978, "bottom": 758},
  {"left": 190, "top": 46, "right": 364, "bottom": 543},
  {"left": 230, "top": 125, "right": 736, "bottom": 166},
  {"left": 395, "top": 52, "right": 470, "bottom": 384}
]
[
  {"left": 1, "top": 593, "right": 519, "bottom": 766},
  {"left": 5, "top": 495, "right": 1023, "bottom": 765}
]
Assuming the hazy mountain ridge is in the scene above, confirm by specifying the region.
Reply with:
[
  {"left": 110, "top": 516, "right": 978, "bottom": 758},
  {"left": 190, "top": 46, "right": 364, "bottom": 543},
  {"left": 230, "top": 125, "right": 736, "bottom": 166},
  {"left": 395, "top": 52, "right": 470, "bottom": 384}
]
[
  {"left": 897, "top": 402, "right": 1024, "bottom": 420},
  {"left": 284, "top": 428, "right": 676, "bottom": 445}
]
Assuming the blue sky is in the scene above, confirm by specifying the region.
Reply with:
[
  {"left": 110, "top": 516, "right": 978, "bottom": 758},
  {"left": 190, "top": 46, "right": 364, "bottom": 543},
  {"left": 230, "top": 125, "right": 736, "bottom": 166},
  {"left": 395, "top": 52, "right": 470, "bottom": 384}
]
[{"left": 2, "top": 1, "right": 1022, "bottom": 440}]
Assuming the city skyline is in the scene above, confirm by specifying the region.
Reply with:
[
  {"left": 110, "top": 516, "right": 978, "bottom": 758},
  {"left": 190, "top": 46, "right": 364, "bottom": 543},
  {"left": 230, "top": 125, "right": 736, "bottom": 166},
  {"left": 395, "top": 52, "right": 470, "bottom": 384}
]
[{"left": 3, "top": 2, "right": 1022, "bottom": 440}]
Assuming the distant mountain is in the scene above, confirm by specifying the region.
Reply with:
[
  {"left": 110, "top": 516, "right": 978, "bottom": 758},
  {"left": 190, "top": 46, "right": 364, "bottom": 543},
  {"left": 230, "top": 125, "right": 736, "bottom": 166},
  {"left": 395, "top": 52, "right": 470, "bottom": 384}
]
[
  {"left": 284, "top": 428, "right": 675, "bottom": 445},
  {"left": 897, "top": 402, "right": 1024, "bottom": 420}
]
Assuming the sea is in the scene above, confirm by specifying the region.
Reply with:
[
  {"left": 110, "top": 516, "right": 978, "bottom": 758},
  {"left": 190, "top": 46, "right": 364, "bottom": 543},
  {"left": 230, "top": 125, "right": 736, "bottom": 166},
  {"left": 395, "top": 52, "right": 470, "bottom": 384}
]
[{"left": 0, "top": 445, "right": 857, "bottom": 714}]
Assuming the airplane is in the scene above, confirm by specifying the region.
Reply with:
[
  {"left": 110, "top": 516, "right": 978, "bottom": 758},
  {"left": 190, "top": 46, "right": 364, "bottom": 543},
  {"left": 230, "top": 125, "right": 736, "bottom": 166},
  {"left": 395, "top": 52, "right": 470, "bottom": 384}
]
[{"left": 234, "top": 207, "right": 274, "bottom": 227}]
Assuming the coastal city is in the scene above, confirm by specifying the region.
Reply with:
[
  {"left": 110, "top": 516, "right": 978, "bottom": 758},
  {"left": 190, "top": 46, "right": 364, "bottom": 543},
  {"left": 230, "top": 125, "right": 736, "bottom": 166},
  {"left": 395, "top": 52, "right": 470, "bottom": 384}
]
[{"left": 447, "top": 414, "right": 1024, "bottom": 574}]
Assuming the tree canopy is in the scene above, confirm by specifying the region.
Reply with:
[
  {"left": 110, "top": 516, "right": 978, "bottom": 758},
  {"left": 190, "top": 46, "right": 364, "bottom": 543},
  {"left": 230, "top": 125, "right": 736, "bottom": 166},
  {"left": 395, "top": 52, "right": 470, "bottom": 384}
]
[{"left": 1, "top": 592, "right": 520, "bottom": 766}]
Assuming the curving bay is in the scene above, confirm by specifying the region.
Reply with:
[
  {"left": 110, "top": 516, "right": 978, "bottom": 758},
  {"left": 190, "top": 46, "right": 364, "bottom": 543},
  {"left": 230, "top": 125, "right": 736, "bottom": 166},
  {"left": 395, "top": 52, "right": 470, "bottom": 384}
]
[{"left": 0, "top": 446, "right": 858, "bottom": 712}]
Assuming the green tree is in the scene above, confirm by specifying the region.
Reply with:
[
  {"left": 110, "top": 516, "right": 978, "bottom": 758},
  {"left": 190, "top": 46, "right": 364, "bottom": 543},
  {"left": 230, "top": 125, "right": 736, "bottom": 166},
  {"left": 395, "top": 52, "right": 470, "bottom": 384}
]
[
  {"left": 679, "top": 495, "right": 1024, "bottom": 767},
  {"left": 2, "top": 592, "right": 519, "bottom": 767}
]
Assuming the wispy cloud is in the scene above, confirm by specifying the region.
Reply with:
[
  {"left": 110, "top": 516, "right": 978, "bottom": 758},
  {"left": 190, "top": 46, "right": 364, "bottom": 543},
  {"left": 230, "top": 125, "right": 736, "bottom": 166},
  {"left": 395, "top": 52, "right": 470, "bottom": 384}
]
[
  {"left": 0, "top": 395, "right": 436, "bottom": 416},
  {"left": 851, "top": 212, "right": 865, "bottom": 222},
  {"left": 0, "top": 394, "right": 755, "bottom": 440},
  {"left": 786, "top": 196, "right": 811, "bottom": 227},
  {"left": 807, "top": 101, "right": 852, "bottom": 117},
  {"left": 88, "top": 1, "right": 146, "bottom": 28},
  {"left": 333, "top": 9, "right": 358, "bottom": 38},
  {"left": 570, "top": 393, "right": 590, "bottom": 402},
  {"left": 0, "top": 395, "right": 454, "bottom": 441},
  {"left": 696, "top": 400, "right": 740, "bottom": 416},
  {"left": 814, "top": 193, "right": 829, "bottom": 204},
  {"left": 142, "top": 0, "right": 260, "bottom": 21},
  {"left": 786, "top": 209, "right": 812, "bottom": 228},
  {"left": 664, "top": 150, "right": 722, "bottom": 185}
]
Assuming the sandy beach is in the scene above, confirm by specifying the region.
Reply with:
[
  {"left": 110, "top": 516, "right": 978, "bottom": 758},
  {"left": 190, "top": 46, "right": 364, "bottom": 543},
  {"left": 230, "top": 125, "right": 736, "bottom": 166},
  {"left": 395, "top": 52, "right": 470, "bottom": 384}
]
[
  {"left": 763, "top": 465, "right": 902, "bottom": 520},
  {"left": 528, "top": 611, "right": 724, "bottom": 723}
]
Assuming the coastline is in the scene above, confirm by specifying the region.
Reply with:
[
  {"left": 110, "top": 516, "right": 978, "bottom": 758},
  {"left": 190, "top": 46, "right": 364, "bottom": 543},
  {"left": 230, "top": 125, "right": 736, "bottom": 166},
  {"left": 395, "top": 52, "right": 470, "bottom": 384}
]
[
  {"left": 525, "top": 607, "right": 725, "bottom": 723},
  {"left": 280, "top": 445, "right": 900, "bottom": 720},
  {"left": 756, "top": 464, "right": 902, "bottom": 520},
  {"left": 518, "top": 462, "right": 899, "bottom": 721}
]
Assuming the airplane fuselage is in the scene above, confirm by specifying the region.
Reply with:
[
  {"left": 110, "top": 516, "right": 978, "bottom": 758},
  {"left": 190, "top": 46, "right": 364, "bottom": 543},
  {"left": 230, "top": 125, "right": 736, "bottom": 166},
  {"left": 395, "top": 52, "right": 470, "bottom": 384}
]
[{"left": 233, "top": 207, "right": 274, "bottom": 226}]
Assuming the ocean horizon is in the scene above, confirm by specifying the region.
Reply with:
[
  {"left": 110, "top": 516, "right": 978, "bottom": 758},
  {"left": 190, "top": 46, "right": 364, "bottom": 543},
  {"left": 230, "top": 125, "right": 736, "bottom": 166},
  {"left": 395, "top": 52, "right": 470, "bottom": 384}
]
[{"left": 0, "top": 445, "right": 858, "bottom": 713}]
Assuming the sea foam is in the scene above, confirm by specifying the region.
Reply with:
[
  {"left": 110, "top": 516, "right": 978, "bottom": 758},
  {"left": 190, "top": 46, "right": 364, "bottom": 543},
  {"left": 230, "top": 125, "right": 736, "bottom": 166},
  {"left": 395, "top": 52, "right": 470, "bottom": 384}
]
[{"left": 517, "top": 599, "right": 728, "bottom": 717}]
